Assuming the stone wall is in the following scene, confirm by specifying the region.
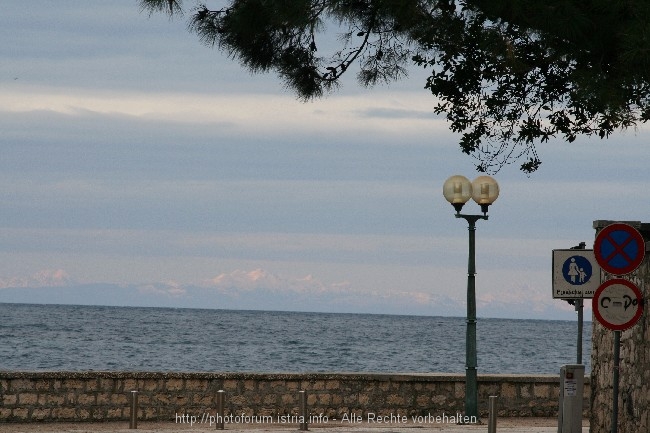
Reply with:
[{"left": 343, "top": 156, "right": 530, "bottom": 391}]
[
  {"left": 590, "top": 221, "right": 650, "bottom": 433},
  {"left": 0, "top": 372, "right": 589, "bottom": 424}
]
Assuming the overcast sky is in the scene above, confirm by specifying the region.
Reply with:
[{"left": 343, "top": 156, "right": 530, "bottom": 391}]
[{"left": 1, "top": 1, "right": 648, "bottom": 319}]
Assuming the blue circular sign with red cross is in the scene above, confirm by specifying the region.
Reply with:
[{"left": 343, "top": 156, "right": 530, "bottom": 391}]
[{"left": 594, "top": 223, "right": 645, "bottom": 275}]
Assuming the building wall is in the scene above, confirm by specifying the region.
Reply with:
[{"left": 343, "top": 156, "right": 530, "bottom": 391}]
[
  {"left": 0, "top": 372, "right": 589, "bottom": 423},
  {"left": 590, "top": 221, "right": 650, "bottom": 433}
]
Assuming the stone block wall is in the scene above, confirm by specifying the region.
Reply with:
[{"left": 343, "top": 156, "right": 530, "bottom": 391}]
[{"left": 0, "top": 372, "right": 589, "bottom": 423}]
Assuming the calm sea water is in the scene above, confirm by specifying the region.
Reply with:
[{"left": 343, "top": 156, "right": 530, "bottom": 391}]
[{"left": 0, "top": 303, "right": 590, "bottom": 374}]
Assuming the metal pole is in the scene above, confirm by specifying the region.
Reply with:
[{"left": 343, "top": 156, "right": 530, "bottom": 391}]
[
  {"left": 465, "top": 217, "right": 478, "bottom": 419},
  {"left": 298, "top": 390, "right": 308, "bottom": 431},
  {"left": 129, "top": 390, "right": 138, "bottom": 429},
  {"left": 611, "top": 331, "right": 620, "bottom": 433},
  {"left": 576, "top": 299, "right": 583, "bottom": 365},
  {"left": 216, "top": 390, "right": 225, "bottom": 430},
  {"left": 455, "top": 213, "right": 488, "bottom": 420},
  {"left": 570, "top": 242, "right": 586, "bottom": 365},
  {"left": 488, "top": 395, "right": 497, "bottom": 433}
]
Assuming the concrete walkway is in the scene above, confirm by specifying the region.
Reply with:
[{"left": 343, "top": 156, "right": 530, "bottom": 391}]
[{"left": 0, "top": 418, "right": 590, "bottom": 433}]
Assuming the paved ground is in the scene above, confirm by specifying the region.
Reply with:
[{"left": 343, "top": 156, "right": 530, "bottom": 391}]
[{"left": 0, "top": 418, "right": 590, "bottom": 433}]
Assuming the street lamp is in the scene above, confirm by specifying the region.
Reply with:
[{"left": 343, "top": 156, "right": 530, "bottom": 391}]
[{"left": 442, "top": 175, "right": 499, "bottom": 420}]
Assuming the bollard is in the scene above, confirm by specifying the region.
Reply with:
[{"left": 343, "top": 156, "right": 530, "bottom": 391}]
[
  {"left": 298, "top": 390, "right": 308, "bottom": 431},
  {"left": 488, "top": 395, "right": 498, "bottom": 433},
  {"left": 216, "top": 390, "right": 225, "bottom": 430},
  {"left": 129, "top": 390, "right": 138, "bottom": 429}
]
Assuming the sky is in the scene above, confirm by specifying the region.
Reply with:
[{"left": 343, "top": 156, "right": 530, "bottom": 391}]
[{"left": 1, "top": 1, "right": 649, "bottom": 320}]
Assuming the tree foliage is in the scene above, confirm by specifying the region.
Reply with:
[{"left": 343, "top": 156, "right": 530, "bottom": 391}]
[{"left": 140, "top": 0, "right": 650, "bottom": 173}]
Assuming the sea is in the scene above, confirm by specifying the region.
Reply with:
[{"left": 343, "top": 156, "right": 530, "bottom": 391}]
[{"left": 0, "top": 303, "right": 591, "bottom": 374}]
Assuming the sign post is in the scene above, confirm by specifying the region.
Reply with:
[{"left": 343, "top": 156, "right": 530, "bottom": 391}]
[
  {"left": 593, "top": 223, "right": 646, "bottom": 433},
  {"left": 553, "top": 245, "right": 597, "bottom": 433},
  {"left": 552, "top": 247, "right": 600, "bottom": 364},
  {"left": 592, "top": 279, "right": 643, "bottom": 433}
]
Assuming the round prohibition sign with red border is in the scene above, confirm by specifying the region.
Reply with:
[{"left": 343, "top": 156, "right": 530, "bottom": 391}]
[
  {"left": 594, "top": 223, "right": 645, "bottom": 275},
  {"left": 593, "top": 279, "right": 644, "bottom": 331}
]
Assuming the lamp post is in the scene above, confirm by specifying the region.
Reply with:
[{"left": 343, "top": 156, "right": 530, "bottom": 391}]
[{"left": 442, "top": 175, "right": 499, "bottom": 420}]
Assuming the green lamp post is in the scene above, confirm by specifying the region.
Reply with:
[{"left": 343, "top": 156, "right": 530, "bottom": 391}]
[{"left": 443, "top": 175, "right": 500, "bottom": 420}]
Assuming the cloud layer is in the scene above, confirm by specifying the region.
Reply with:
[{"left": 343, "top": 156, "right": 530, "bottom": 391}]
[{"left": 0, "top": 268, "right": 579, "bottom": 320}]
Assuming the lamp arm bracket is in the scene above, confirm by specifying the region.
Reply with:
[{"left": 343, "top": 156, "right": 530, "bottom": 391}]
[{"left": 455, "top": 214, "right": 489, "bottom": 224}]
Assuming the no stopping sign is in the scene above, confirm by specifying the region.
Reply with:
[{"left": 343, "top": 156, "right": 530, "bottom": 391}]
[{"left": 594, "top": 223, "right": 645, "bottom": 275}]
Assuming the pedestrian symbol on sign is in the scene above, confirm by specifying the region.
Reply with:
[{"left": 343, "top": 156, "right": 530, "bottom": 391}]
[{"left": 562, "top": 256, "right": 592, "bottom": 285}]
